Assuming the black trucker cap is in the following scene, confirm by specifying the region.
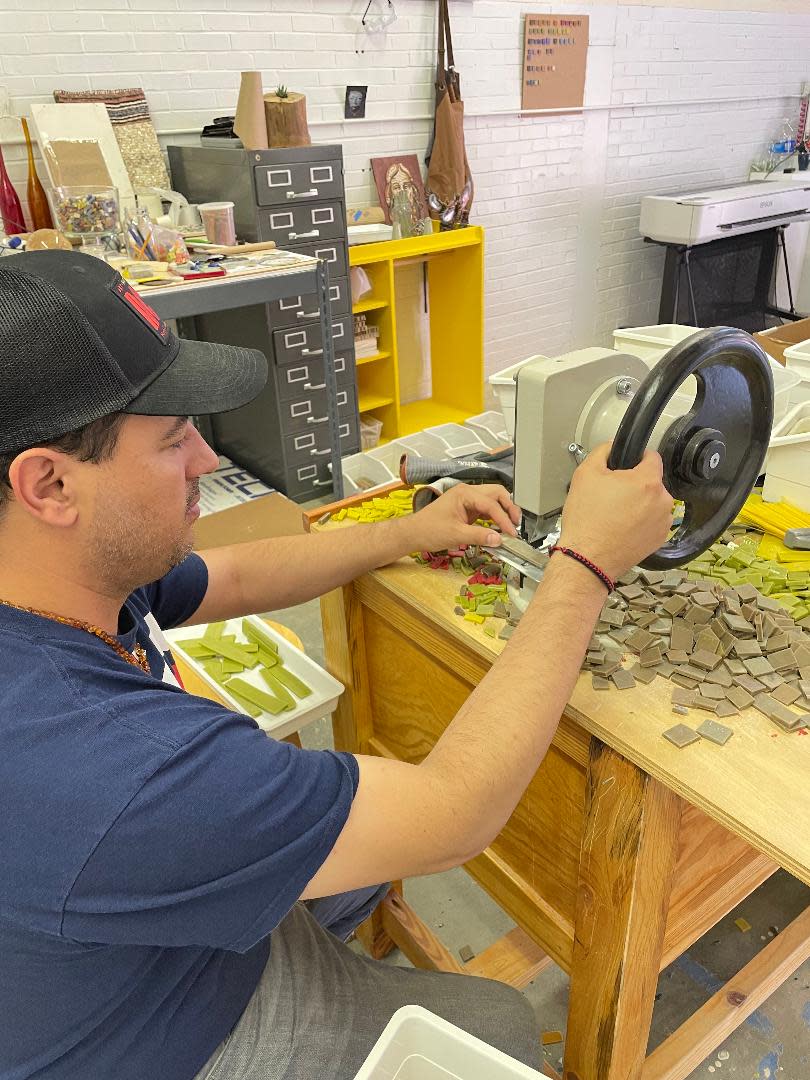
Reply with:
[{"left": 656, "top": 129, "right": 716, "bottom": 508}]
[{"left": 0, "top": 250, "right": 268, "bottom": 455}]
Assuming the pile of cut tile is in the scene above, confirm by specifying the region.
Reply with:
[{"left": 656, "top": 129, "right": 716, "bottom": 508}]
[{"left": 585, "top": 567, "right": 810, "bottom": 744}]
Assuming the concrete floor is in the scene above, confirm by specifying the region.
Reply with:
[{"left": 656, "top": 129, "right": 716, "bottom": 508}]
[{"left": 276, "top": 597, "right": 810, "bottom": 1080}]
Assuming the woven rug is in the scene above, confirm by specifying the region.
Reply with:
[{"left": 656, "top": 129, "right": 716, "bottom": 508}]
[{"left": 53, "top": 87, "right": 169, "bottom": 190}]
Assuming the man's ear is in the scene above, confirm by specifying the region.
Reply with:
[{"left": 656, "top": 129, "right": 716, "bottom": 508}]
[{"left": 7, "top": 450, "right": 80, "bottom": 528}]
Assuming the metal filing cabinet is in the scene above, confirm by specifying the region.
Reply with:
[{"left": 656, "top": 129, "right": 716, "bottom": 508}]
[{"left": 167, "top": 144, "right": 359, "bottom": 500}]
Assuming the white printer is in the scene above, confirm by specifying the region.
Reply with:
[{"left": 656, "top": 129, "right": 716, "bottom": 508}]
[{"left": 640, "top": 181, "right": 810, "bottom": 246}]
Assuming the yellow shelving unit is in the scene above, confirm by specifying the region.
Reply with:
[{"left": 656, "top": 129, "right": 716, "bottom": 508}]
[{"left": 349, "top": 227, "right": 484, "bottom": 441}]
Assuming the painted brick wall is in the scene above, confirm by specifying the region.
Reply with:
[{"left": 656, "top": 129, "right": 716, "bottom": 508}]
[{"left": 1, "top": 0, "right": 809, "bottom": 374}]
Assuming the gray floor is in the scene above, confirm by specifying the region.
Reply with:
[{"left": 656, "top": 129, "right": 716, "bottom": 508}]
[{"left": 275, "top": 598, "right": 810, "bottom": 1079}]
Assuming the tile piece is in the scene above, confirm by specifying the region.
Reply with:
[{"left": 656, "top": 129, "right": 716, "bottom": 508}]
[
  {"left": 618, "top": 583, "right": 645, "bottom": 601},
  {"left": 733, "top": 639, "right": 763, "bottom": 660},
  {"left": 721, "top": 612, "right": 754, "bottom": 636},
  {"left": 694, "top": 696, "right": 720, "bottom": 712},
  {"left": 769, "top": 648, "right": 797, "bottom": 674},
  {"left": 692, "top": 591, "right": 717, "bottom": 608},
  {"left": 655, "top": 661, "right": 676, "bottom": 678},
  {"left": 611, "top": 668, "right": 636, "bottom": 690},
  {"left": 735, "top": 584, "right": 759, "bottom": 603},
  {"left": 639, "top": 645, "right": 663, "bottom": 668},
  {"left": 759, "top": 672, "right": 786, "bottom": 692},
  {"left": 744, "top": 656, "right": 775, "bottom": 678},
  {"left": 662, "top": 723, "right": 701, "bottom": 747},
  {"left": 764, "top": 631, "right": 790, "bottom": 653},
  {"left": 699, "top": 682, "right": 727, "bottom": 700},
  {"left": 592, "top": 675, "right": 611, "bottom": 690},
  {"left": 713, "top": 700, "right": 738, "bottom": 718},
  {"left": 630, "top": 664, "right": 657, "bottom": 684},
  {"left": 771, "top": 682, "right": 801, "bottom": 706},
  {"left": 697, "top": 718, "right": 734, "bottom": 744},
  {"left": 662, "top": 595, "right": 688, "bottom": 616},
  {"left": 724, "top": 658, "right": 747, "bottom": 676},
  {"left": 667, "top": 649, "right": 691, "bottom": 664},
  {"left": 626, "top": 629, "right": 656, "bottom": 654},
  {"left": 691, "top": 649, "right": 723, "bottom": 671},
  {"left": 672, "top": 687, "right": 696, "bottom": 707},
  {"left": 670, "top": 620, "right": 695, "bottom": 653},
  {"left": 736, "top": 674, "right": 766, "bottom": 694},
  {"left": 696, "top": 629, "right": 722, "bottom": 655},
  {"left": 672, "top": 673, "right": 699, "bottom": 690},
  {"left": 672, "top": 704, "right": 690, "bottom": 716},
  {"left": 705, "top": 667, "right": 734, "bottom": 688},
  {"left": 726, "top": 685, "right": 754, "bottom": 710}
]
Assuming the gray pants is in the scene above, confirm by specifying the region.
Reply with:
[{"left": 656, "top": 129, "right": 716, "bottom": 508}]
[{"left": 195, "top": 886, "right": 540, "bottom": 1079}]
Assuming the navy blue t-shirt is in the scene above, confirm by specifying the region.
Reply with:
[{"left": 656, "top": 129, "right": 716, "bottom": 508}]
[{"left": 0, "top": 555, "right": 359, "bottom": 1080}]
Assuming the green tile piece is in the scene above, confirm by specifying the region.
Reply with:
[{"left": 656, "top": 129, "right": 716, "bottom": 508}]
[
  {"left": 726, "top": 685, "right": 754, "bottom": 710},
  {"left": 592, "top": 675, "right": 611, "bottom": 690},
  {"left": 672, "top": 687, "right": 696, "bottom": 707}
]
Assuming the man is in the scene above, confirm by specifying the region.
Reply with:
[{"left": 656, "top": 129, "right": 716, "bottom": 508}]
[{"left": 0, "top": 252, "right": 672, "bottom": 1080}]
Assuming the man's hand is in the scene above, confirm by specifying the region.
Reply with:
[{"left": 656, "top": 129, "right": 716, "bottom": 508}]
[
  {"left": 404, "top": 483, "right": 521, "bottom": 553},
  {"left": 558, "top": 444, "right": 674, "bottom": 581}
]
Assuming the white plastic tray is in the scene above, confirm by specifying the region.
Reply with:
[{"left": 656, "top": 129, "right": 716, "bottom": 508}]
[
  {"left": 354, "top": 1006, "right": 541, "bottom": 1079},
  {"left": 762, "top": 400, "right": 810, "bottom": 512},
  {"left": 165, "top": 615, "right": 344, "bottom": 740}
]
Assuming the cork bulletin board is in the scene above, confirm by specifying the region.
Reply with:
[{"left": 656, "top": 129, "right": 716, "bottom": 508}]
[{"left": 521, "top": 13, "right": 589, "bottom": 112}]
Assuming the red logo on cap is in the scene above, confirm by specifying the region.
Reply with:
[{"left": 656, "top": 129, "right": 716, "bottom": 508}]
[{"left": 111, "top": 279, "right": 170, "bottom": 342}]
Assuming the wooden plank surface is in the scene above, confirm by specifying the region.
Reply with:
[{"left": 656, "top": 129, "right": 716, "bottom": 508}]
[
  {"left": 466, "top": 927, "right": 553, "bottom": 988},
  {"left": 358, "top": 556, "right": 810, "bottom": 887}
]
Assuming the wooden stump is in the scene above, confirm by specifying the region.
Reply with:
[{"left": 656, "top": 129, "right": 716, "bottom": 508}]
[{"left": 263, "top": 92, "right": 311, "bottom": 148}]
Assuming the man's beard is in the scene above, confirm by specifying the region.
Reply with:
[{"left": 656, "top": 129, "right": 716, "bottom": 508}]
[{"left": 89, "top": 481, "right": 199, "bottom": 596}]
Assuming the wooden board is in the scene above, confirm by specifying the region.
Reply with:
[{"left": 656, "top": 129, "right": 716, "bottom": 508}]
[{"left": 359, "top": 556, "right": 810, "bottom": 887}]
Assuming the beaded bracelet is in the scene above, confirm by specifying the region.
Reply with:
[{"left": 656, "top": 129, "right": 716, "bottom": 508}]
[{"left": 549, "top": 545, "right": 615, "bottom": 593}]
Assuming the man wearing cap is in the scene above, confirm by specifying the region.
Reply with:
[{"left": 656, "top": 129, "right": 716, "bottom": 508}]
[{"left": 0, "top": 251, "right": 672, "bottom": 1079}]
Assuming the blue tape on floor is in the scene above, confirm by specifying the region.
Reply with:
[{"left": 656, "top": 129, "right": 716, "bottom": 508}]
[{"left": 673, "top": 954, "right": 774, "bottom": 1037}]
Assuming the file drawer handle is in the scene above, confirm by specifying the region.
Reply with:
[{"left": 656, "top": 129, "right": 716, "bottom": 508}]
[
  {"left": 289, "top": 229, "right": 319, "bottom": 239},
  {"left": 301, "top": 348, "right": 323, "bottom": 357},
  {"left": 297, "top": 310, "right": 320, "bottom": 319},
  {"left": 312, "top": 479, "right": 331, "bottom": 486},
  {"left": 303, "top": 382, "right": 326, "bottom": 390},
  {"left": 310, "top": 448, "right": 331, "bottom": 456},
  {"left": 307, "top": 416, "right": 328, "bottom": 424},
  {"left": 286, "top": 189, "right": 318, "bottom": 200}
]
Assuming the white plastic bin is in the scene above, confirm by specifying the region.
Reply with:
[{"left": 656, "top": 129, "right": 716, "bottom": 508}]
[
  {"left": 366, "top": 439, "right": 410, "bottom": 475},
  {"left": 340, "top": 452, "right": 396, "bottom": 493},
  {"left": 489, "top": 355, "right": 550, "bottom": 438},
  {"left": 464, "top": 411, "right": 510, "bottom": 447},
  {"left": 425, "top": 423, "right": 488, "bottom": 458},
  {"left": 612, "top": 324, "right": 699, "bottom": 364},
  {"left": 784, "top": 337, "right": 810, "bottom": 405},
  {"left": 398, "top": 430, "right": 449, "bottom": 458},
  {"left": 762, "top": 401, "right": 810, "bottom": 512},
  {"left": 354, "top": 1006, "right": 543, "bottom": 1080}
]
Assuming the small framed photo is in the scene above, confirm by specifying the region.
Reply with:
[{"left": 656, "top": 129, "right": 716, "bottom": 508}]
[{"left": 344, "top": 85, "right": 368, "bottom": 119}]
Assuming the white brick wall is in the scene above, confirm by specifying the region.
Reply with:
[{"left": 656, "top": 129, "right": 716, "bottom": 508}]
[{"left": 1, "top": 0, "right": 809, "bottom": 374}]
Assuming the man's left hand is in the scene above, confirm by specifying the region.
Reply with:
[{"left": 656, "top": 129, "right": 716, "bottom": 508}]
[{"left": 404, "top": 483, "right": 520, "bottom": 553}]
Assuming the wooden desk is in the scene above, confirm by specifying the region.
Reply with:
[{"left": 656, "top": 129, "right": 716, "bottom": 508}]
[{"left": 320, "top": 555, "right": 810, "bottom": 1080}]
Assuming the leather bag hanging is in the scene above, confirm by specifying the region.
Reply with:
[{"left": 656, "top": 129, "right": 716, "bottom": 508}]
[{"left": 426, "top": 0, "right": 473, "bottom": 218}]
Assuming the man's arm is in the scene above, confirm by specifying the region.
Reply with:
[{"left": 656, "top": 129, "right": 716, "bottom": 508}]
[
  {"left": 301, "top": 446, "right": 674, "bottom": 898},
  {"left": 184, "top": 483, "right": 520, "bottom": 625}
]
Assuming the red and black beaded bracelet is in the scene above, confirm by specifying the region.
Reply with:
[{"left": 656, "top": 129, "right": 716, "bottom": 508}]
[{"left": 549, "top": 545, "right": 615, "bottom": 593}]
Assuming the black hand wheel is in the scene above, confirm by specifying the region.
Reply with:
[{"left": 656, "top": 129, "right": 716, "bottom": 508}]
[{"left": 607, "top": 326, "right": 774, "bottom": 570}]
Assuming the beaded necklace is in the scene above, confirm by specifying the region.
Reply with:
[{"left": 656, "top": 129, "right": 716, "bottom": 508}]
[{"left": 0, "top": 598, "right": 150, "bottom": 674}]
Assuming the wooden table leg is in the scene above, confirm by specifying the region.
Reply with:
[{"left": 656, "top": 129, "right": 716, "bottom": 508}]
[{"left": 564, "top": 740, "right": 682, "bottom": 1080}]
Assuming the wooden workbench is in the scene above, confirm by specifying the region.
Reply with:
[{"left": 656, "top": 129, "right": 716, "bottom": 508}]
[{"left": 319, "top": 549, "right": 810, "bottom": 1080}]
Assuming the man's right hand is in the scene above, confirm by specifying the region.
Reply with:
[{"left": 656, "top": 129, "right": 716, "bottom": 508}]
[{"left": 557, "top": 443, "right": 674, "bottom": 581}]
